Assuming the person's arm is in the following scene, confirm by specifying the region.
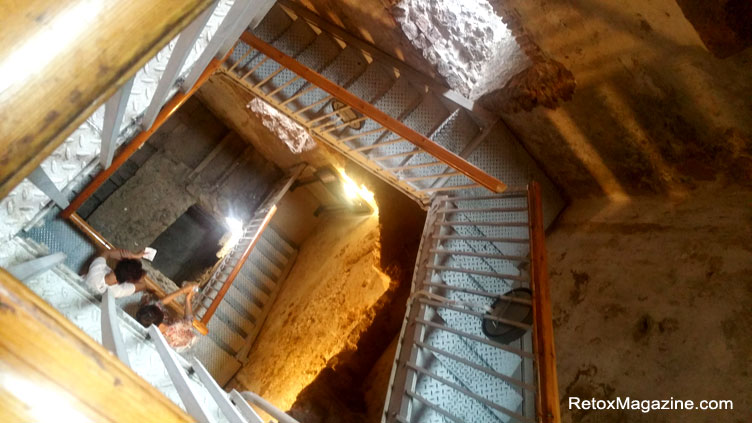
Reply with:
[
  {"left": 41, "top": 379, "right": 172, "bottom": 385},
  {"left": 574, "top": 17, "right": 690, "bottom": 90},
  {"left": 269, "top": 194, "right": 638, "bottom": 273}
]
[
  {"left": 132, "top": 278, "right": 152, "bottom": 293},
  {"left": 161, "top": 283, "right": 198, "bottom": 306},
  {"left": 185, "top": 286, "right": 197, "bottom": 319},
  {"left": 101, "top": 248, "right": 144, "bottom": 261}
]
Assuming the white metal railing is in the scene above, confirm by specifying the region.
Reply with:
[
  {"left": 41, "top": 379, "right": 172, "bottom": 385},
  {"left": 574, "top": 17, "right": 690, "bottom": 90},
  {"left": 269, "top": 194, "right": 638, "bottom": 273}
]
[
  {"left": 99, "top": 289, "right": 297, "bottom": 423},
  {"left": 383, "top": 183, "right": 560, "bottom": 423},
  {"left": 239, "top": 391, "right": 302, "bottom": 423},
  {"left": 217, "top": 18, "right": 506, "bottom": 208},
  {"left": 58, "top": 0, "right": 276, "bottom": 220}
]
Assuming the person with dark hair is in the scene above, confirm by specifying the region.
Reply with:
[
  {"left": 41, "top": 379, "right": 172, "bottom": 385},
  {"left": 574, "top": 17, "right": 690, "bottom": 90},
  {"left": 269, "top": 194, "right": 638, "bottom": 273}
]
[
  {"left": 136, "top": 283, "right": 199, "bottom": 352},
  {"left": 84, "top": 248, "right": 148, "bottom": 298}
]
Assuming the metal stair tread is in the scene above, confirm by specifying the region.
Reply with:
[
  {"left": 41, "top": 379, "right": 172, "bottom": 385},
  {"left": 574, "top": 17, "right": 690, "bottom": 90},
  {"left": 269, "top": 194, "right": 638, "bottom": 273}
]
[
  {"left": 207, "top": 314, "right": 245, "bottom": 356},
  {"left": 284, "top": 30, "right": 343, "bottom": 75},
  {"left": 1, "top": 237, "right": 230, "bottom": 422},
  {"left": 318, "top": 45, "right": 369, "bottom": 89},
  {"left": 230, "top": 273, "right": 271, "bottom": 310},
  {"left": 344, "top": 62, "right": 397, "bottom": 105},
  {"left": 271, "top": 17, "right": 318, "bottom": 59},
  {"left": 214, "top": 307, "right": 249, "bottom": 339},
  {"left": 253, "top": 3, "right": 294, "bottom": 43},
  {"left": 265, "top": 225, "right": 296, "bottom": 256},
  {"left": 414, "top": 353, "right": 508, "bottom": 423},
  {"left": 216, "top": 291, "right": 257, "bottom": 333},
  {"left": 245, "top": 254, "right": 281, "bottom": 286},
  {"left": 254, "top": 234, "right": 290, "bottom": 270}
]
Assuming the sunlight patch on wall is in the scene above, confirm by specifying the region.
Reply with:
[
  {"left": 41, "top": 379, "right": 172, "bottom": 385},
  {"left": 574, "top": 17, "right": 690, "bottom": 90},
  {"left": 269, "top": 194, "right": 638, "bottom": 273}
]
[{"left": 336, "top": 167, "right": 378, "bottom": 215}]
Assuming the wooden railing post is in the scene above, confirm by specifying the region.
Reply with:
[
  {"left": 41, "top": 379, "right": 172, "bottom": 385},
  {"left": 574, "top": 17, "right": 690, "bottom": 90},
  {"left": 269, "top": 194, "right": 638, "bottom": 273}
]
[{"left": 528, "top": 182, "right": 561, "bottom": 423}]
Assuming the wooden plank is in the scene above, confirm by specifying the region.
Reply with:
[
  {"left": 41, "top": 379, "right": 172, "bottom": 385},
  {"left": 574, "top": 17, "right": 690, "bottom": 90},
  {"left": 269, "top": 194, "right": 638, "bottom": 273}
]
[
  {"left": 61, "top": 56, "right": 228, "bottom": 218},
  {"left": 0, "top": 269, "right": 192, "bottom": 423},
  {"left": 0, "top": 0, "right": 215, "bottom": 201},
  {"left": 240, "top": 32, "right": 507, "bottom": 194},
  {"left": 528, "top": 182, "right": 561, "bottom": 423}
]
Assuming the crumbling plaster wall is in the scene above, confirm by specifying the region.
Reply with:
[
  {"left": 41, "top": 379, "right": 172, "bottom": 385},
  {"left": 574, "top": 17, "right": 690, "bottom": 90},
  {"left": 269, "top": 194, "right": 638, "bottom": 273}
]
[
  {"left": 390, "top": 0, "right": 526, "bottom": 98},
  {"left": 197, "top": 73, "right": 334, "bottom": 170}
]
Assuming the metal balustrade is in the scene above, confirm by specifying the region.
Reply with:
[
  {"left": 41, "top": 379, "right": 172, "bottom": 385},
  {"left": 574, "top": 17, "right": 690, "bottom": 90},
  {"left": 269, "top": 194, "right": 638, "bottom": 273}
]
[
  {"left": 94, "top": 267, "right": 297, "bottom": 423},
  {"left": 219, "top": 30, "right": 507, "bottom": 208},
  {"left": 384, "top": 182, "right": 560, "bottom": 423},
  {"left": 192, "top": 165, "right": 303, "bottom": 337}
]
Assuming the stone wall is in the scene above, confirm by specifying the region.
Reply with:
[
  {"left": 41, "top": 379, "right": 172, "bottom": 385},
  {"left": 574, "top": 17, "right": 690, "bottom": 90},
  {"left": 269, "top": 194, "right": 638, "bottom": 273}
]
[{"left": 547, "top": 183, "right": 752, "bottom": 422}]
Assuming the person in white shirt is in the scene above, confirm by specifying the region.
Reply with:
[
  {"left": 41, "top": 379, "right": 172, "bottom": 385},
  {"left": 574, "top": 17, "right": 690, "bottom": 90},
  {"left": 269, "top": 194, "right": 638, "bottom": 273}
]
[{"left": 84, "top": 248, "right": 149, "bottom": 298}]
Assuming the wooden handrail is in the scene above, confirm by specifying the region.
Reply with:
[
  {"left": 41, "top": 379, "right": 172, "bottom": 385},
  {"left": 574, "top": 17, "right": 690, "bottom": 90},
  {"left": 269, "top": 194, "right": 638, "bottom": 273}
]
[
  {"left": 195, "top": 205, "right": 278, "bottom": 334},
  {"left": 0, "top": 0, "right": 215, "bottom": 201},
  {"left": 68, "top": 212, "right": 183, "bottom": 318},
  {"left": 61, "top": 55, "right": 227, "bottom": 219},
  {"left": 527, "top": 182, "right": 561, "bottom": 423},
  {"left": 239, "top": 31, "right": 507, "bottom": 194},
  {"left": 0, "top": 269, "right": 193, "bottom": 422}
]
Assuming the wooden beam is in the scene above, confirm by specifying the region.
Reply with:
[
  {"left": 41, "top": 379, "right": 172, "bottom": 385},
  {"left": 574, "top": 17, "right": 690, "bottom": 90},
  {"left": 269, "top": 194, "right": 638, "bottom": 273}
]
[
  {"left": 0, "top": 269, "right": 192, "bottom": 423},
  {"left": 528, "top": 182, "right": 561, "bottom": 423},
  {"left": 240, "top": 32, "right": 507, "bottom": 194},
  {"left": 0, "top": 0, "right": 215, "bottom": 201}
]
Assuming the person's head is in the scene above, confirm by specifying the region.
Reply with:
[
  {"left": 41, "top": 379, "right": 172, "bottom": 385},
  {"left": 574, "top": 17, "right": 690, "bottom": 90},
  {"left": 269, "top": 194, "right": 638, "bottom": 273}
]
[
  {"left": 114, "top": 258, "right": 145, "bottom": 284},
  {"left": 136, "top": 304, "right": 164, "bottom": 328}
]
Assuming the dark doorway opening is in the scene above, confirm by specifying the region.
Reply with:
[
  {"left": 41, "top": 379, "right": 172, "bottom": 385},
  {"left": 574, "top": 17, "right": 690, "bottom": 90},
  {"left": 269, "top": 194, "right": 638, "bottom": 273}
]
[{"left": 150, "top": 204, "right": 226, "bottom": 284}]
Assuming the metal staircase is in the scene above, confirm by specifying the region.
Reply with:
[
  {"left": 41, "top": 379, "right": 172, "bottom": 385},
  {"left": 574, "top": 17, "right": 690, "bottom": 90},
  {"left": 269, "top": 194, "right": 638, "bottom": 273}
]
[
  {"left": 220, "top": 2, "right": 516, "bottom": 208},
  {"left": 1, "top": 235, "right": 299, "bottom": 423},
  {"left": 383, "top": 184, "right": 558, "bottom": 423},
  {"left": 0, "top": 1, "right": 563, "bottom": 422},
  {"left": 192, "top": 166, "right": 302, "bottom": 369},
  {"left": 195, "top": 223, "right": 297, "bottom": 361}
]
